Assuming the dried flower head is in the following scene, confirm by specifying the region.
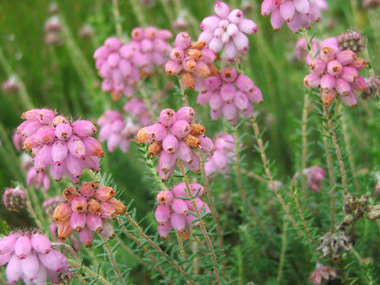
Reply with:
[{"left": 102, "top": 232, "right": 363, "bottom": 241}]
[
  {"left": 52, "top": 181, "right": 126, "bottom": 247},
  {"left": 2, "top": 186, "right": 27, "bottom": 211},
  {"left": 337, "top": 29, "right": 366, "bottom": 53}
]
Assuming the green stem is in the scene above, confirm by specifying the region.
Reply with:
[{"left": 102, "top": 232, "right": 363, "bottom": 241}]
[
  {"left": 112, "top": 0, "right": 123, "bottom": 38},
  {"left": 177, "top": 159, "right": 221, "bottom": 284},
  {"left": 68, "top": 260, "right": 112, "bottom": 285},
  {"left": 138, "top": 81, "right": 156, "bottom": 120},
  {"left": 130, "top": 0, "right": 147, "bottom": 27},
  {"left": 233, "top": 126, "right": 275, "bottom": 244},
  {"left": 323, "top": 105, "right": 348, "bottom": 195},
  {"left": 100, "top": 236, "right": 125, "bottom": 284},
  {"left": 276, "top": 218, "right": 288, "bottom": 284},
  {"left": 251, "top": 115, "right": 299, "bottom": 230}
]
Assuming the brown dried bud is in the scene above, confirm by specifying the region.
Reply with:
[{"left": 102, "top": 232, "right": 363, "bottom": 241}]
[
  {"left": 79, "top": 182, "right": 98, "bottom": 197},
  {"left": 367, "top": 209, "right": 380, "bottom": 220},
  {"left": 208, "top": 64, "right": 220, "bottom": 76},
  {"left": 149, "top": 141, "right": 163, "bottom": 157},
  {"left": 57, "top": 220, "right": 74, "bottom": 240},
  {"left": 177, "top": 224, "right": 190, "bottom": 241},
  {"left": 183, "top": 57, "right": 197, "bottom": 72},
  {"left": 136, "top": 127, "right": 150, "bottom": 144},
  {"left": 111, "top": 90, "right": 121, "bottom": 101},
  {"left": 341, "top": 214, "right": 354, "bottom": 226},
  {"left": 63, "top": 187, "right": 79, "bottom": 202},
  {"left": 183, "top": 134, "right": 202, "bottom": 149},
  {"left": 190, "top": 124, "right": 206, "bottom": 136},
  {"left": 180, "top": 71, "right": 194, "bottom": 89},
  {"left": 107, "top": 198, "right": 127, "bottom": 215},
  {"left": 194, "top": 62, "right": 211, "bottom": 77},
  {"left": 190, "top": 41, "right": 206, "bottom": 50},
  {"left": 321, "top": 90, "right": 337, "bottom": 106},
  {"left": 359, "top": 194, "right": 369, "bottom": 207},
  {"left": 87, "top": 199, "right": 101, "bottom": 215},
  {"left": 187, "top": 49, "right": 202, "bottom": 61},
  {"left": 53, "top": 203, "right": 72, "bottom": 224}
]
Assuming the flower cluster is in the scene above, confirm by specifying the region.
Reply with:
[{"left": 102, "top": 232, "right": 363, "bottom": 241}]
[
  {"left": 155, "top": 183, "right": 210, "bottom": 240},
  {"left": 363, "top": 0, "right": 380, "bottom": 9},
  {"left": 204, "top": 134, "right": 235, "bottom": 178},
  {"left": 94, "top": 27, "right": 172, "bottom": 100},
  {"left": 2, "top": 186, "right": 26, "bottom": 211},
  {"left": 2, "top": 77, "right": 20, "bottom": 94},
  {"left": 0, "top": 230, "right": 69, "bottom": 284},
  {"left": 165, "top": 32, "right": 218, "bottom": 92},
  {"left": 21, "top": 154, "right": 51, "bottom": 192},
  {"left": 198, "top": 1, "right": 257, "bottom": 61},
  {"left": 303, "top": 38, "right": 368, "bottom": 107},
  {"left": 303, "top": 166, "right": 326, "bottom": 192},
  {"left": 197, "top": 67, "right": 262, "bottom": 124},
  {"left": 309, "top": 262, "right": 336, "bottom": 285},
  {"left": 123, "top": 98, "right": 152, "bottom": 126},
  {"left": 53, "top": 182, "right": 126, "bottom": 248},
  {"left": 261, "top": 0, "right": 328, "bottom": 32},
  {"left": 44, "top": 16, "right": 62, "bottom": 45},
  {"left": 17, "top": 109, "right": 104, "bottom": 183},
  {"left": 44, "top": 196, "right": 81, "bottom": 251},
  {"left": 136, "top": 107, "right": 215, "bottom": 181}
]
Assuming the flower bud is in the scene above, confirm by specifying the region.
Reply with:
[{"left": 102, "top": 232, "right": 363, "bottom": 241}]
[
  {"left": 158, "top": 221, "right": 172, "bottom": 238},
  {"left": 70, "top": 212, "right": 87, "bottom": 232},
  {"left": 95, "top": 186, "right": 116, "bottom": 202},
  {"left": 15, "top": 236, "right": 32, "bottom": 259},
  {"left": 86, "top": 213, "right": 103, "bottom": 233},
  {"left": 106, "top": 198, "right": 127, "bottom": 215},
  {"left": 155, "top": 205, "right": 171, "bottom": 225},
  {"left": 62, "top": 187, "right": 79, "bottom": 202},
  {"left": 55, "top": 123, "right": 72, "bottom": 141},
  {"left": 58, "top": 220, "right": 74, "bottom": 240},
  {"left": 87, "top": 198, "right": 101, "bottom": 215},
  {"left": 159, "top": 109, "right": 176, "bottom": 126},
  {"left": 100, "top": 219, "right": 115, "bottom": 239},
  {"left": 171, "top": 120, "right": 191, "bottom": 138},
  {"left": 53, "top": 202, "right": 72, "bottom": 224},
  {"left": 78, "top": 226, "right": 94, "bottom": 248},
  {"left": 30, "top": 233, "right": 51, "bottom": 254},
  {"left": 171, "top": 213, "right": 186, "bottom": 233},
  {"left": 157, "top": 191, "right": 173, "bottom": 205},
  {"left": 149, "top": 141, "right": 163, "bottom": 157},
  {"left": 72, "top": 120, "right": 97, "bottom": 137},
  {"left": 71, "top": 196, "right": 87, "bottom": 213},
  {"left": 162, "top": 134, "right": 179, "bottom": 154}
]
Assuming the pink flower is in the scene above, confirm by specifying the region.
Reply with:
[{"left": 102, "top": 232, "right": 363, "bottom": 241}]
[
  {"left": 303, "top": 37, "right": 368, "bottom": 107},
  {"left": 199, "top": 1, "right": 257, "bottom": 61},
  {"left": 2, "top": 186, "right": 27, "bottom": 211},
  {"left": 166, "top": 32, "right": 218, "bottom": 92},
  {"left": 52, "top": 181, "right": 126, "bottom": 247},
  {"left": 17, "top": 109, "right": 104, "bottom": 183},
  {"left": 155, "top": 183, "right": 210, "bottom": 240},
  {"left": 204, "top": 134, "right": 235, "bottom": 178},
  {"left": 261, "top": 0, "right": 328, "bottom": 33},
  {"left": 309, "top": 262, "right": 336, "bottom": 284},
  {"left": 94, "top": 28, "right": 172, "bottom": 100},
  {"left": 303, "top": 166, "right": 326, "bottom": 192},
  {"left": 197, "top": 67, "right": 262, "bottom": 124},
  {"left": 2, "top": 77, "right": 20, "bottom": 94},
  {"left": 136, "top": 107, "right": 215, "bottom": 182},
  {"left": 0, "top": 230, "right": 70, "bottom": 284}
]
